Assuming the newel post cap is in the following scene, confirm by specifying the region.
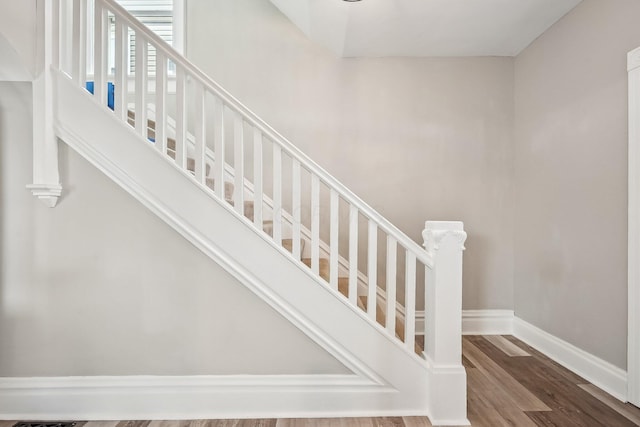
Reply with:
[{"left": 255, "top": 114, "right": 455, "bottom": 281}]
[{"left": 422, "top": 220, "right": 467, "bottom": 252}]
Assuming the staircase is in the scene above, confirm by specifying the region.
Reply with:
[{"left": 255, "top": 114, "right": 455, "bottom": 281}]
[
  {"left": 129, "top": 109, "right": 425, "bottom": 355},
  {"left": 13, "top": 0, "right": 468, "bottom": 424}
]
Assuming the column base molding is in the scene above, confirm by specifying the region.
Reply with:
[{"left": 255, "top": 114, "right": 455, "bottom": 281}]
[{"left": 27, "top": 183, "right": 62, "bottom": 208}]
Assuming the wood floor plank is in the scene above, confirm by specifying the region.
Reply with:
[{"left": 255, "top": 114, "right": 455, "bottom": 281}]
[
  {"left": 501, "top": 336, "right": 587, "bottom": 385},
  {"left": 209, "top": 421, "right": 275, "bottom": 427},
  {"left": 275, "top": 419, "right": 373, "bottom": 427},
  {"left": 85, "top": 422, "right": 119, "bottom": 427},
  {"left": 148, "top": 422, "right": 192, "bottom": 427},
  {"left": 484, "top": 335, "right": 530, "bottom": 357},
  {"left": 0, "top": 422, "right": 17, "bottom": 427},
  {"left": 116, "top": 422, "right": 151, "bottom": 427},
  {"left": 401, "top": 416, "right": 432, "bottom": 427},
  {"left": 466, "top": 367, "right": 538, "bottom": 426},
  {"left": 524, "top": 410, "right": 588, "bottom": 427},
  {"left": 198, "top": 422, "right": 241, "bottom": 427},
  {"left": 467, "top": 336, "right": 637, "bottom": 427},
  {"left": 518, "top": 365, "right": 630, "bottom": 427},
  {"left": 370, "top": 418, "right": 404, "bottom": 427},
  {"left": 578, "top": 384, "right": 640, "bottom": 425},
  {"left": 462, "top": 337, "right": 551, "bottom": 412},
  {"left": 467, "top": 383, "right": 517, "bottom": 427},
  {"left": 462, "top": 354, "right": 475, "bottom": 369}
]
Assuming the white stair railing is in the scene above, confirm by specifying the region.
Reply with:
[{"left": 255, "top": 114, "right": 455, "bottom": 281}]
[{"left": 52, "top": 0, "right": 466, "bottom": 371}]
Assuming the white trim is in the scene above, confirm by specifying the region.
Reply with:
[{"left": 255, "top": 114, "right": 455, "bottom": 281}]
[
  {"left": 416, "top": 311, "right": 425, "bottom": 334},
  {"left": 415, "top": 310, "right": 514, "bottom": 336},
  {"left": 417, "top": 310, "right": 630, "bottom": 404},
  {"left": 26, "top": 183, "right": 62, "bottom": 208},
  {"left": 628, "top": 46, "right": 640, "bottom": 407},
  {"left": 628, "top": 46, "right": 640, "bottom": 72},
  {"left": 172, "top": 0, "right": 185, "bottom": 54},
  {"left": 30, "top": 1, "right": 62, "bottom": 208},
  {"left": 462, "top": 310, "right": 514, "bottom": 335},
  {"left": 0, "top": 375, "right": 408, "bottom": 420},
  {"left": 513, "top": 317, "right": 628, "bottom": 402}
]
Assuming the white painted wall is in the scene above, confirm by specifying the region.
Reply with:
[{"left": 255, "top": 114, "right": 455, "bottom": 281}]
[
  {"left": 0, "top": 0, "right": 37, "bottom": 81},
  {"left": 185, "top": 0, "right": 516, "bottom": 311},
  {"left": 514, "top": 0, "right": 640, "bottom": 370},
  {"left": 0, "top": 81, "right": 348, "bottom": 376}
]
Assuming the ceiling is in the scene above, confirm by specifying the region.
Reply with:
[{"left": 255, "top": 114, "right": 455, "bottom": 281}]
[{"left": 269, "top": 0, "right": 582, "bottom": 57}]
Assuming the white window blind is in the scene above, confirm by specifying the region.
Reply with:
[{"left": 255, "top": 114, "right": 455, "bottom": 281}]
[{"left": 112, "top": 0, "right": 175, "bottom": 75}]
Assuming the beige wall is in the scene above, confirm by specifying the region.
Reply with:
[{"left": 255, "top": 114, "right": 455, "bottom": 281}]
[
  {"left": 0, "top": 81, "right": 348, "bottom": 376},
  {"left": 514, "top": 0, "right": 640, "bottom": 369},
  {"left": 0, "top": 0, "right": 36, "bottom": 81},
  {"left": 186, "top": 0, "right": 516, "bottom": 311}
]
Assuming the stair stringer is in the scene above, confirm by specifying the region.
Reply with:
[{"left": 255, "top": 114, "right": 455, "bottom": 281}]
[{"left": 51, "top": 69, "right": 435, "bottom": 418}]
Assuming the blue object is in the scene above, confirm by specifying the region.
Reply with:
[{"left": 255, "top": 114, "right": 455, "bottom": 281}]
[
  {"left": 85, "top": 81, "right": 115, "bottom": 110},
  {"left": 86, "top": 80, "right": 155, "bottom": 144}
]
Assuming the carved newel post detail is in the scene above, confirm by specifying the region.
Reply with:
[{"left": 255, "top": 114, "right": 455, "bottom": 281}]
[
  {"left": 422, "top": 220, "right": 468, "bottom": 425},
  {"left": 27, "top": 0, "right": 62, "bottom": 207}
]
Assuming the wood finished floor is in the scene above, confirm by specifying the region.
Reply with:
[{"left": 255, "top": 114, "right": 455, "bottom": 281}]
[{"left": 3, "top": 336, "right": 639, "bottom": 426}]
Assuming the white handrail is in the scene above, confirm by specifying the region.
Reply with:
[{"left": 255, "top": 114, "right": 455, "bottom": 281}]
[{"left": 100, "top": 0, "right": 433, "bottom": 269}]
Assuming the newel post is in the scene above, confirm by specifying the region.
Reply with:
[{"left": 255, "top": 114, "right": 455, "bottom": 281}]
[
  {"left": 422, "top": 220, "right": 468, "bottom": 426},
  {"left": 27, "top": 0, "right": 62, "bottom": 207}
]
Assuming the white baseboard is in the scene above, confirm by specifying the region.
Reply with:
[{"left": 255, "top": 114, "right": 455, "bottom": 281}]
[
  {"left": 513, "top": 317, "right": 628, "bottom": 402},
  {"left": 415, "top": 310, "right": 514, "bottom": 336},
  {"left": 462, "top": 310, "right": 514, "bottom": 335},
  {"left": 0, "top": 374, "right": 423, "bottom": 420},
  {"left": 418, "top": 310, "right": 628, "bottom": 402}
]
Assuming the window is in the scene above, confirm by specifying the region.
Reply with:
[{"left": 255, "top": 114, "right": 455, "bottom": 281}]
[{"left": 107, "top": 0, "right": 184, "bottom": 75}]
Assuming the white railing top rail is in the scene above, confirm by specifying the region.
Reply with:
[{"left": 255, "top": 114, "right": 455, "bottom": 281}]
[{"left": 101, "top": 0, "right": 433, "bottom": 269}]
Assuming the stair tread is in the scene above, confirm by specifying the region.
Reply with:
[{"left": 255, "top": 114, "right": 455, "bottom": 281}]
[
  {"left": 358, "top": 296, "right": 387, "bottom": 326},
  {"left": 301, "top": 257, "right": 329, "bottom": 265},
  {"left": 301, "top": 257, "right": 330, "bottom": 281},
  {"left": 282, "top": 238, "right": 305, "bottom": 257}
]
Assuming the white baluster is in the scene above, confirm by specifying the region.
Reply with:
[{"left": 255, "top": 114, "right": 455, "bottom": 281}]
[
  {"left": 72, "top": 0, "right": 86, "bottom": 85},
  {"left": 329, "top": 189, "right": 339, "bottom": 291},
  {"left": 114, "top": 16, "right": 127, "bottom": 122},
  {"left": 93, "top": 0, "right": 106, "bottom": 105},
  {"left": 367, "top": 220, "right": 378, "bottom": 320},
  {"left": 349, "top": 204, "right": 358, "bottom": 305},
  {"left": 134, "top": 35, "right": 147, "bottom": 137},
  {"left": 386, "top": 236, "right": 397, "bottom": 336},
  {"left": 234, "top": 112, "right": 244, "bottom": 215},
  {"left": 213, "top": 97, "right": 225, "bottom": 200},
  {"left": 253, "top": 128, "right": 263, "bottom": 226},
  {"left": 272, "top": 143, "right": 282, "bottom": 245},
  {"left": 175, "top": 67, "right": 187, "bottom": 169},
  {"left": 404, "top": 250, "right": 416, "bottom": 351},
  {"left": 155, "top": 51, "right": 167, "bottom": 153},
  {"left": 292, "top": 159, "right": 302, "bottom": 259},
  {"left": 194, "top": 83, "right": 206, "bottom": 184},
  {"left": 311, "top": 174, "right": 320, "bottom": 275},
  {"left": 52, "top": 0, "right": 60, "bottom": 69}
]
